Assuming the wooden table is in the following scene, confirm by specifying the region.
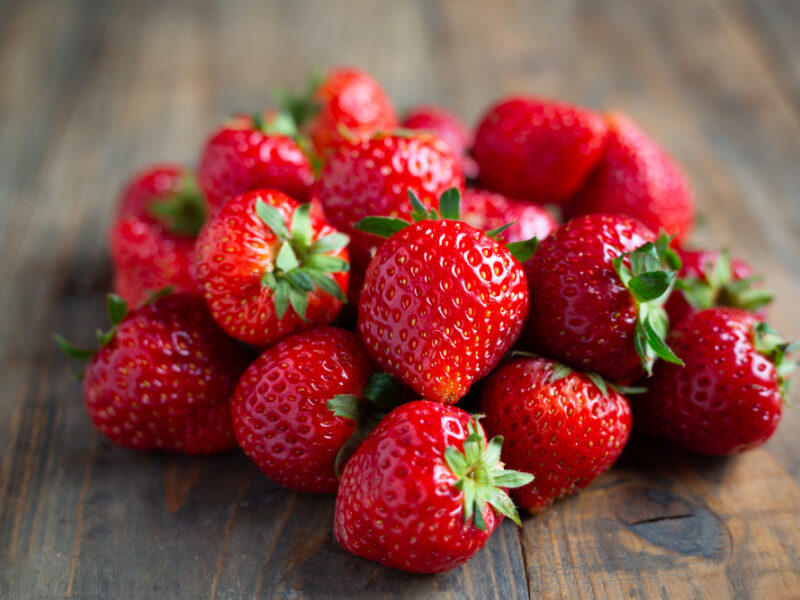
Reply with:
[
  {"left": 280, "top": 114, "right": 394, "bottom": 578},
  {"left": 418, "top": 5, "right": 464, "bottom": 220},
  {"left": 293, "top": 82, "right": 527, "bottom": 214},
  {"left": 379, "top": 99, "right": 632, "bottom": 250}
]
[{"left": 1, "top": 0, "right": 799, "bottom": 598}]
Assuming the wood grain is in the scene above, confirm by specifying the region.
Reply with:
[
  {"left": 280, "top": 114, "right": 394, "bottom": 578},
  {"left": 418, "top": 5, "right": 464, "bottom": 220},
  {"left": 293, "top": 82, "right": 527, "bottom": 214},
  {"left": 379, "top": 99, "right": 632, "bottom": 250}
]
[{"left": 0, "top": 0, "right": 798, "bottom": 598}]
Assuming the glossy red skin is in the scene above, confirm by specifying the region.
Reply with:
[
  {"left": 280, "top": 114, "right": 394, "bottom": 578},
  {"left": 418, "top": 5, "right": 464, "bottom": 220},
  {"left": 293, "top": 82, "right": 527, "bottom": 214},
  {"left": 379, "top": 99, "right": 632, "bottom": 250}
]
[
  {"left": 665, "top": 248, "right": 767, "bottom": 325},
  {"left": 231, "top": 327, "right": 372, "bottom": 493},
  {"left": 82, "top": 294, "right": 249, "bottom": 454},
  {"left": 308, "top": 67, "right": 397, "bottom": 155},
  {"left": 334, "top": 401, "right": 501, "bottom": 573},
  {"left": 472, "top": 97, "right": 608, "bottom": 204},
  {"left": 522, "top": 214, "right": 656, "bottom": 383},
  {"left": 461, "top": 188, "right": 558, "bottom": 246},
  {"left": 633, "top": 308, "right": 783, "bottom": 455},
  {"left": 110, "top": 165, "right": 201, "bottom": 306},
  {"left": 115, "top": 163, "right": 186, "bottom": 222},
  {"left": 480, "top": 357, "right": 631, "bottom": 513},
  {"left": 316, "top": 133, "right": 464, "bottom": 304},
  {"left": 402, "top": 105, "right": 478, "bottom": 179},
  {"left": 564, "top": 112, "right": 694, "bottom": 244},
  {"left": 358, "top": 220, "right": 528, "bottom": 403},
  {"left": 194, "top": 189, "right": 348, "bottom": 347},
  {"left": 197, "top": 115, "right": 315, "bottom": 209}
]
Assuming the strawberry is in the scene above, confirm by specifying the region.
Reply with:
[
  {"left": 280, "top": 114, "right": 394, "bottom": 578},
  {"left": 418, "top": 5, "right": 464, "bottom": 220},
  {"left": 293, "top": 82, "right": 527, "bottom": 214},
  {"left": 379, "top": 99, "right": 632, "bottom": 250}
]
[
  {"left": 666, "top": 247, "right": 772, "bottom": 325},
  {"left": 460, "top": 188, "right": 558, "bottom": 246},
  {"left": 402, "top": 105, "right": 478, "bottom": 179},
  {"left": 356, "top": 190, "right": 532, "bottom": 403},
  {"left": 633, "top": 308, "right": 795, "bottom": 455},
  {"left": 316, "top": 131, "right": 464, "bottom": 303},
  {"left": 109, "top": 164, "right": 206, "bottom": 306},
  {"left": 281, "top": 67, "right": 397, "bottom": 155},
  {"left": 197, "top": 111, "right": 315, "bottom": 210},
  {"left": 564, "top": 111, "right": 695, "bottom": 244},
  {"left": 480, "top": 356, "right": 632, "bottom": 513},
  {"left": 334, "top": 400, "right": 533, "bottom": 573},
  {"left": 472, "top": 96, "right": 608, "bottom": 204},
  {"left": 232, "top": 327, "right": 408, "bottom": 493},
  {"left": 521, "top": 214, "right": 684, "bottom": 382},
  {"left": 55, "top": 293, "right": 249, "bottom": 454},
  {"left": 194, "top": 188, "right": 349, "bottom": 347}
]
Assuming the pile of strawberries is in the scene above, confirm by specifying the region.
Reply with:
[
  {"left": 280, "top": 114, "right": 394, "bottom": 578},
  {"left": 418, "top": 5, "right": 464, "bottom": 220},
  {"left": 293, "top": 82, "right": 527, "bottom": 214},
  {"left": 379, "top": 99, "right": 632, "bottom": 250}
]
[{"left": 58, "top": 67, "right": 796, "bottom": 574}]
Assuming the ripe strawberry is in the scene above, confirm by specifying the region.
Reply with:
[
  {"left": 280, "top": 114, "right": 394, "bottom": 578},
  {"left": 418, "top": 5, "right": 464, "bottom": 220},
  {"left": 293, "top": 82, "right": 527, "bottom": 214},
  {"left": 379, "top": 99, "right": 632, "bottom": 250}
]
[
  {"left": 197, "top": 111, "right": 315, "bottom": 209},
  {"left": 666, "top": 247, "right": 772, "bottom": 325},
  {"left": 232, "top": 327, "right": 408, "bottom": 493},
  {"left": 356, "top": 191, "right": 532, "bottom": 403},
  {"left": 633, "top": 308, "right": 795, "bottom": 455},
  {"left": 522, "top": 214, "right": 683, "bottom": 382},
  {"left": 564, "top": 111, "right": 695, "bottom": 244},
  {"left": 194, "top": 189, "right": 349, "bottom": 347},
  {"left": 334, "top": 400, "right": 533, "bottom": 573},
  {"left": 281, "top": 67, "right": 397, "bottom": 155},
  {"left": 480, "top": 356, "right": 632, "bottom": 513},
  {"left": 109, "top": 164, "right": 206, "bottom": 306},
  {"left": 460, "top": 188, "right": 558, "bottom": 246},
  {"left": 55, "top": 293, "right": 249, "bottom": 454},
  {"left": 316, "top": 131, "right": 464, "bottom": 302},
  {"left": 402, "top": 105, "right": 478, "bottom": 179},
  {"left": 472, "top": 97, "right": 608, "bottom": 204}
]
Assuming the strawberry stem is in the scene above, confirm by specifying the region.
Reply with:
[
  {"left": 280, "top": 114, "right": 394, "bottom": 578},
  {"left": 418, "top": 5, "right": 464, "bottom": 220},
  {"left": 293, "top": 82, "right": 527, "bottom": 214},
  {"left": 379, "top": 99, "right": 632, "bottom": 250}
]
[
  {"left": 753, "top": 322, "right": 798, "bottom": 400},
  {"left": 444, "top": 417, "right": 533, "bottom": 531},
  {"left": 613, "top": 234, "right": 684, "bottom": 374},
  {"left": 354, "top": 187, "right": 540, "bottom": 263},
  {"left": 326, "top": 372, "right": 405, "bottom": 475},
  {"left": 148, "top": 173, "right": 207, "bottom": 237},
  {"left": 255, "top": 198, "right": 349, "bottom": 320}
]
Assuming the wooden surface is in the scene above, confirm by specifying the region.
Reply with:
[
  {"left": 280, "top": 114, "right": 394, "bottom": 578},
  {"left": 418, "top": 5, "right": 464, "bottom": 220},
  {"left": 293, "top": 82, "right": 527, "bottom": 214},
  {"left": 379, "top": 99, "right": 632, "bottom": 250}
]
[{"left": 1, "top": 0, "right": 799, "bottom": 598}]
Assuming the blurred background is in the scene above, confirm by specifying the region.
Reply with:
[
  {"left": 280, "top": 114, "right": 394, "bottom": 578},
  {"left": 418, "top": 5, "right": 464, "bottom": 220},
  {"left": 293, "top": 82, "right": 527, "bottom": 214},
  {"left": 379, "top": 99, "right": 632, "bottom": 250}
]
[
  {"left": 1, "top": 1, "right": 799, "bottom": 598},
  {"left": 2, "top": 0, "right": 798, "bottom": 287}
]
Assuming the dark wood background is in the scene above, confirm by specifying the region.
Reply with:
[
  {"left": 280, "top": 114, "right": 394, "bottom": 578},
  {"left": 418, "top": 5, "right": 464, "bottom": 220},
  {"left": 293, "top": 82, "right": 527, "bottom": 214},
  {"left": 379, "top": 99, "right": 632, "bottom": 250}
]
[{"left": 1, "top": 0, "right": 799, "bottom": 598}]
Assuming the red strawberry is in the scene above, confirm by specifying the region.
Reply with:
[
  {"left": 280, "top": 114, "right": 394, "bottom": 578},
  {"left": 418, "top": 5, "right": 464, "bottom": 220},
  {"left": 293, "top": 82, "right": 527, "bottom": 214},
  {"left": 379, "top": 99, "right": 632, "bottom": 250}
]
[
  {"left": 282, "top": 67, "right": 397, "bottom": 155},
  {"left": 666, "top": 247, "right": 772, "bottom": 325},
  {"left": 480, "top": 357, "right": 632, "bottom": 513},
  {"left": 472, "top": 97, "right": 608, "bottom": 204},
  {"left": 197, "top": 112, "right": 315, "bottom": 209},
  {"left": 55, "top": 293, "right": 249, "bottom": 454},
  {"left": 316, "top": 132, "right": 464, "bottom": 302},
  {"left": 633, "top": 308, "right": 795, "bottom": 455},
  {"left": 194, "top": 189, "right": 349, "bottom": 347},
  {"left": 231, "top": 327, "right": 392, "bottom": 493},
  {"left": 402, "top": 105, "right": 478, "bottom": 179},
  {"left": 564, "top": 111, "right": 695, "bottom": 243},
  {"left": 109, "top": 164, "right": 206, "bottom": 306},
  {"left": 334, "top": 400, "right": 532, "bottom": 573},
  {"left": 522, "top": 214, "right": 683, "bottom": 382},
  {"left": 356, "top": 191, "right": 531, "bottom": 403},
  {"left": 460, "top": 188, "right": 558, "bottom": 246}
]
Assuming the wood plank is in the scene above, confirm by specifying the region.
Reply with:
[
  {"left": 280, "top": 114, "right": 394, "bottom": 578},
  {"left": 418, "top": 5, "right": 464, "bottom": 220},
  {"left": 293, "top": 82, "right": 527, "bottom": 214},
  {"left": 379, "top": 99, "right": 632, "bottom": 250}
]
[
  {"left": 521, "top": 439, "right": 800, "bottom": 599},
  {"left": 731, "top": 0, "right": 800, "bottom": 116}
]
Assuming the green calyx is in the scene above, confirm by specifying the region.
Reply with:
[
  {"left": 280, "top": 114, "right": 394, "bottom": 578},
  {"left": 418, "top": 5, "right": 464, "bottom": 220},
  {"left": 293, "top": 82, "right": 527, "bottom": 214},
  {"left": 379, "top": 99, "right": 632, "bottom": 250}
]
[
  {"left": 675, "top": 250, "right": 774, "bottom": 313},
  {"left": 613, "top": 234, "right": 684, "bottom": 375},
  {"left": 354, "top": 187, "right": 539, "bottom": 263},
  {"left": 326, "top": 372, "right": 405, "bottom": 475},
  {"left": 251, "top": 110, "right": 323, "bottom": 174},
  {"left": 251, "top": 110, "right": 300, "bottom": 139},
  {"left": 753, "top": 322, "right": 798, "bottom": 400},
  {"left": 256, "top": 199, "right": 349, "bottom": 321},
  {"left": 274, "top": 68, "right": 324, "bottom": 127},
  {"left": 444, "top": 417, "right": 533, "bottom": 531},
  {"left": 55, "top": 289, "right": 174, "bottom": 368},
  {"left": 148, "top": 174, "right": 207, "bottom": 237},
  {"left": 547, "top": 360, "right": 647, "bottom": 397}
]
